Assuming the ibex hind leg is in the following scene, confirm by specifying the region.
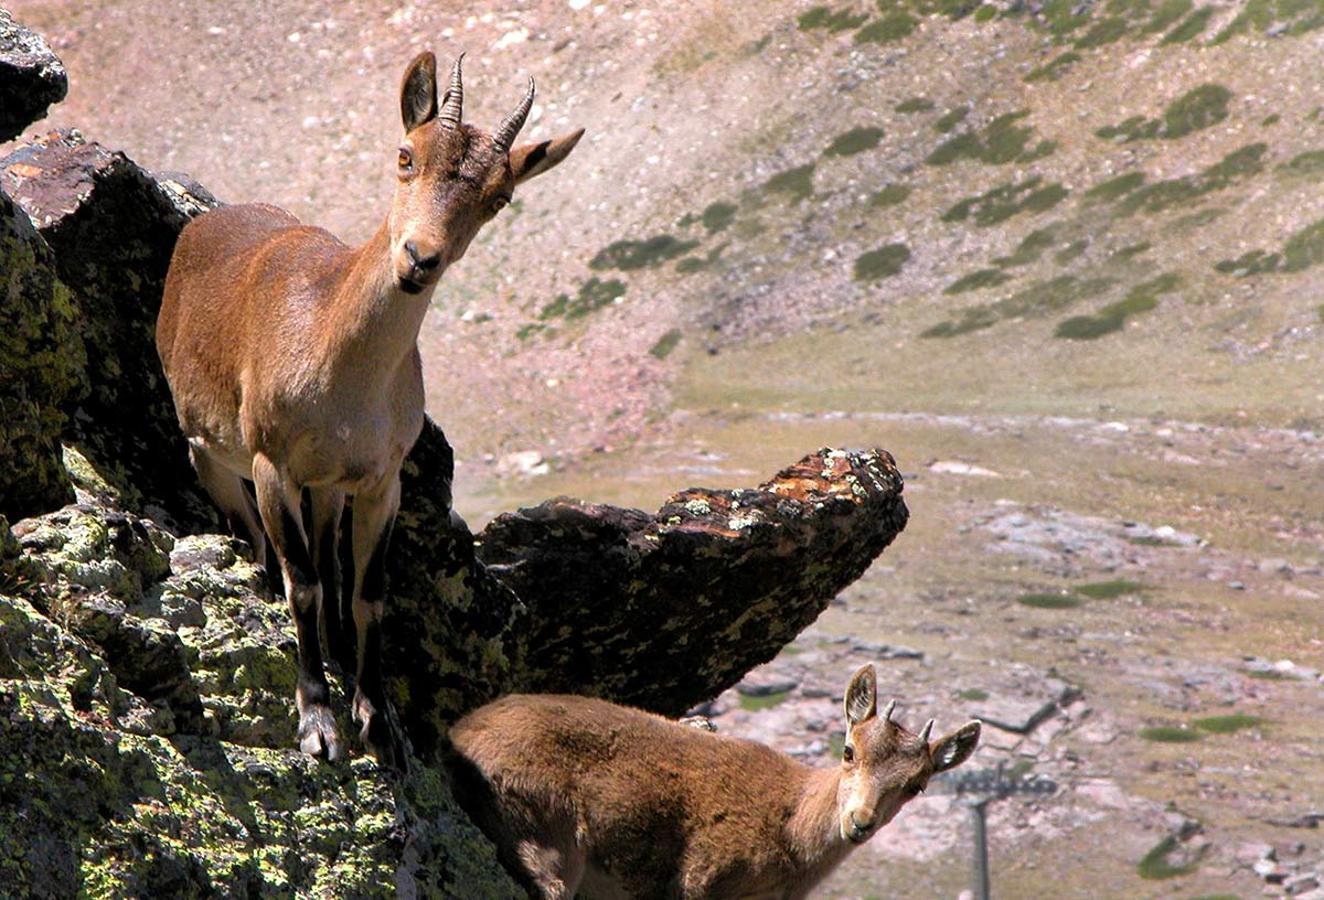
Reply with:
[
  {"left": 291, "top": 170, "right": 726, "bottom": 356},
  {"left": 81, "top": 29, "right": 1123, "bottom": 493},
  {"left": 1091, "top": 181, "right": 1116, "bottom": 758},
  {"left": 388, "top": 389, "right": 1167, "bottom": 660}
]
[
  {"left": 189, "top": 444, "right": 268, "bottom": 565},
  {"left": 252, "top": 453, "right": 342, "bottom": 761}
]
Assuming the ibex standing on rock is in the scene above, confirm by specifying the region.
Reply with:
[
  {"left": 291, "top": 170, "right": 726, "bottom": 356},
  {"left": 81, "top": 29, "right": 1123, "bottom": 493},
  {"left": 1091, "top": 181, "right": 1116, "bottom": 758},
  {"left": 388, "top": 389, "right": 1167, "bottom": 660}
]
[
  {"left": 448, "top": 664, "right": 981, "bottom": 898},
  {"left": 156, "top": 52, "right": 583, "bottom": 764}
]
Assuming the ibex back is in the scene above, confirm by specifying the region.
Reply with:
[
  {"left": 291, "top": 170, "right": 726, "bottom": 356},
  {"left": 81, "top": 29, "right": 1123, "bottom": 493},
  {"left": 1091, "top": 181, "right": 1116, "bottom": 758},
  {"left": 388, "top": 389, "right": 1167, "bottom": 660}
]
[
  {"left": 156, "top": 52, "right": 582, "bottom": 765},
  {"left": 448, "top": 664, "right": 981, "bottom": 898}
]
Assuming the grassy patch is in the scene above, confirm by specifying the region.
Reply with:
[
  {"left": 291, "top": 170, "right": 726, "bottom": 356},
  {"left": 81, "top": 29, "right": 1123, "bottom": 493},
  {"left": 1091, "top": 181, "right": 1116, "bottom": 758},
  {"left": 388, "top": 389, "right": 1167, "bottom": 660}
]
[
  {"left": 1017, "top": 592, "right": 1083, "bottom": 609},
  {"left": 974, "top": 3, "right": 997, "bottom": 21},
  {"left": 739, "top": 690, "right": 790, "bottom": 712},
  {"left": 798, "top": 6, "right": 869, "bottom": 31},
  {"left": 515, "top": 322, "right": 548, "bottom": 341},
  {"left": 1139, "top": 726, "right": 1202, "bottom": 743},
  {"left": 942, "top": 177, "right": 1069, "bottom": 227},
  {"left": 1193, "top": 714, "right": 1262, "bottom": 734},
  {"left": 1214, "top": 250, "right": 1282, "bottom": 276},
  {"left": 870, "top": 183, "right": 912, "bottom": 208},
  {"left": 1248, "top": 669, "right": 1291, "bottom": 681},
  {"left": 1025, "top": 51, "right": 1081, "bottom": 83},
  {"left": 1281, "top": 149, "right": 1324, "bottom": 177},
  {"left": 1141, "top": 0, "right": 1192, "bottom": 33},
  {"left": 590, "top": 236, "right": 699, "bottom": 271},
  {"left": 1116, "top": 143, "right": 1265, "bottom": 216},
  {"left": 825, "top": 126, "right": 885, "bottom": 157},
  {"left": 649, "top": 328, "right": 683, "bottom": 360},
  {"left": 539, "top": 277, "right": 626, "bottom": 320},
  {"left": 958, "top": 688, "right": 989, "bottom": 701},
  {"left": 944, "top": 268, "right": 1012, "bottom": 294},
  {"left": 855, "top": 10, "right": 918, "bottom": 43},
  {"left": 1137, "top": 835, "right": 1202, "bottom": 879},
  {"left": 1055, "top": 272, "right": 1179, "bottom": 339},
  {"left": 1211, "top": 0, "right": 1324, "bottom": 43},
  {"left": 1054, "top": 239, "right": 1089, "bottom": 265},
  {"left": 924, "top": 274, "right": 1115, "bottom": 338},
  {"left": 764, "top": 163, "right": 816, "bottom": 203},
  {"left": 1160, "top": 5, "right": 1215, "bottom": 43},
  {"left": 701, "top": 201, "right": 738, "bottom": 233},
  {"left": 934, "top": 105, "right": 970, "bottom": 134},
  {"left": 1084, "top": 171, "right": 1145, "bottom": 205},
  {"left": 854, "top": 243, "right": 911, "bottom": 281},
  {"left": 1076, "top": 579, "right": 1146, "bottom": 599},
  {"left": 1075, "top": 16, "right": 1129, "bottom": 47},
  {"left": 994, "top": 225, "right": 1061, "bottom": 267},
  {"left": 895, "top": 96, "right": 934, "bottom": 113},
  {"left": 1095, "top": 84, "right": 1232, "bottom": 142},
  {"left": 1283, "top": 216, "right": 1324, "bottom": 271},
  {"left": 928, "top": 110, "right": 1056, "bottom": 166}
]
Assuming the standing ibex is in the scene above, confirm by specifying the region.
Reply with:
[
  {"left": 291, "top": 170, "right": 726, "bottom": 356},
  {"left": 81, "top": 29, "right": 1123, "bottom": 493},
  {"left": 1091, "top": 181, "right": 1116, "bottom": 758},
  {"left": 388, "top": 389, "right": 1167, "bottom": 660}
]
[
  {"left": 156, "top": 52, "right": 583, "bottom": 764},
  {"left": 448, "top": 664, "right": 981, "bottom": 898}
]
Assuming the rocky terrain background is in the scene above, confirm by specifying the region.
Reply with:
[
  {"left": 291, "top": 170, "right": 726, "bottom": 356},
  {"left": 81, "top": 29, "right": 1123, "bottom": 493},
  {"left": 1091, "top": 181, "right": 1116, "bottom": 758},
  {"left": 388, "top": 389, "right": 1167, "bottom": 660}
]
[{"left": 4, "top": 0, "right": 1324, "bottom": 897}]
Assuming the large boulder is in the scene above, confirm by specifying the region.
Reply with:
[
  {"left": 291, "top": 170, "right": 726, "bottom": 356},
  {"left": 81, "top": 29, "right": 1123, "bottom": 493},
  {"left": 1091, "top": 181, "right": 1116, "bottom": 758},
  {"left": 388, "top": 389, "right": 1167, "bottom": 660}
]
[{"left": 0, "top": 10, "right": 67, "bottom": 143}]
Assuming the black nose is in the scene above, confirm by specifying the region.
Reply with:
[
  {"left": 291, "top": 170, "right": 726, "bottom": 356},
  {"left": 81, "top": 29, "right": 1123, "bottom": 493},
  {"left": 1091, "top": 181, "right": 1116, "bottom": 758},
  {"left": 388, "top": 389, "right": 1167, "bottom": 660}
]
[{"left": 404, "top": 240, "right": 441, "bottom": 273}]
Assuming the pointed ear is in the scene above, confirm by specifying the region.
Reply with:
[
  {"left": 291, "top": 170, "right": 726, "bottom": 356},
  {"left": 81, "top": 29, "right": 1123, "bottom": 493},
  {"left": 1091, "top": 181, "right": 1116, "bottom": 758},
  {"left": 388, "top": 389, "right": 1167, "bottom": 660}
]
[
  {"left": 930, "top": 721, "right": 981, "bottom": 773},
  {"left": 843, "top": 664, "right": 877, "bottom": 726},
  {"left": 401, "top": 51, "right": 438, "bottom": 133},
  {"left": 509, "top": 128, "right": 585, "bottom": 186}
]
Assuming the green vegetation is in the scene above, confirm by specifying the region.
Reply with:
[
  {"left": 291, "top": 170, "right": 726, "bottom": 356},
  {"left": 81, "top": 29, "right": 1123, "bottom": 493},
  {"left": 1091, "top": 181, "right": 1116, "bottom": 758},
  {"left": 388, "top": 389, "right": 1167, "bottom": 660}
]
[
  {"left": 1193, "top": 714, "right": 1262, "bottom": 734},
  {"left": 649, "top": 328, "right": 683, "bottom": 360},
  {"left": 1110, "top": 241, "right": 1152, "bottom": 261},
  {"left": 944, "top": 268, "right": 1012, "bottom": 294},
  {"left": 934, "top": 105, "right": 969, "bottom": 134},
  {"left": 1141, "top": 0, "right": 1192, "bottom": 33},
  {"left": 942, "top": 177, "right": 1069, "bottom": 227},
  {"left": 1025, "top": 52, "right": 1081, "bottom": 83},
  {"left": 1117, "top": 143, "right": 1265, "bottom": 216},
  {"left": 1137, "top": 835, "right": 1203, "bottom": 879},
  {"left": 1084, "top": 171, "right": 1145, "bottom": 204},
  {"left": 994, "top": 225, "right": 1061, "bottom": 267},
  {"left": 590, "top": 235, "right": 699, "bottom": 271},
  {"left": 1096, "top": 84, "right": 1233, "bottom": 142},
  {"left": 870, "top": 184, "right": 912, "bottom": 208},
  {"left": 1262, "top": 113, "right": 1281, "bottom": 126},
  {"left": 538, "top": 277, "right": 626, "bottom": 320},
  {"left": 701, "top": 201, "right": 738, "bottom": 233},
  {"left": 1076, "top": 579, "right": 1146, "bottom": 598},
  {"left": 854, "top": 243, "right": 911, "bottom": 280},
  {"left": 1248, "top": 669, "right": 1292, "bottom": 680},
  {"left": 798, "top": 6, "right": 869, "bottom": 32},
  {"left": 739, "top": 690, "right": 790, "bottom": 712},
  {"left": 1213, "top": 0, "right": 1324, "bottom": 43},
  {"left": 1018, "top": 592, "right": 1083, "bottom": 609},
  {"left": 1055, "top": 273, "right": 1179, "bottom": 339},
  {"left": 928, "top": 111, "right": 1056, "bottom": 166},
  {"left": 1139, "top": 726, "right": 1202, "bottom": 743},
  {"left": 764, "top": 163, "right": 816, "bottom": 203},
  {"left": 1214, "top": 250, "right": 1282, "bottom": 276},
  {"left": 895, "top": 97, "right": 934, "bottom": 113},
  {"left": 1054, "top": 239, "right": 1089, "bottom": 265},
  {"left": 1283, "top": 216, "right": 1324, "bottom": 271},
  {"left": 1282, "top": 149, "right": 1324, "bottom": 176},
  {"left": 923, "top": 274, "right": 1115, "bottom": 337},
  {"left": 1160, "top": 5, "right": 1215, "bottom": 43},
  {"left": 958, "top": 688, "right": 989, "bottom": 701},
  {"left": 974, "top": 4, "right": 998, "bottom": 22},
  {"left": 515, "top": 322, "right": 548, "bottom": 341},
  {"left": 856, "top": 10, "right": 919, "bottom": 43},
  {"left": 825, "top": 126, "right": 885, "bottom": 156},
  {"left": 1075, "top": 15, "right": 1129, "bottom": 47}
]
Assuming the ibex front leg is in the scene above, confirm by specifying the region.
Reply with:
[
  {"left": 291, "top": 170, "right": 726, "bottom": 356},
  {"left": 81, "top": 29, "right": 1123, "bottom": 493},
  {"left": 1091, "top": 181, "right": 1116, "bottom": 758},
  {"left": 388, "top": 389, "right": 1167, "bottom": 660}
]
[
  {"left": 351, "top": 473, "right": 404, "bottom": 768},
  {"left": 252, "top": 454, "right": 342, "bottom": 760}
]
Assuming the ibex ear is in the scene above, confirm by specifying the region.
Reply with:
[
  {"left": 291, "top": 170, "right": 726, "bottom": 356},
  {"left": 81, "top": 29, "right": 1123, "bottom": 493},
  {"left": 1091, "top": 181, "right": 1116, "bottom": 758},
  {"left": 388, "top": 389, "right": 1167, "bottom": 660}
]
[
  {"left": 930, "top": 721, "right": 981, "bottom": 773},
  {"left": 509, "top": 128, "right": 585, "bottom": 186},
  {"left": 401, "top": 51, "right": 438, "bottom": 133},
  {"left": 843, "top": 664, "right": 877, "bottom": 726}
]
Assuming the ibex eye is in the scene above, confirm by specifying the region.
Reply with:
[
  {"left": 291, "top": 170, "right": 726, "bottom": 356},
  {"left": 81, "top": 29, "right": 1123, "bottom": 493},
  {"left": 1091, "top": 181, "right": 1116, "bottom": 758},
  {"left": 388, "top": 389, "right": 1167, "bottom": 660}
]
[
  {"left": 842, "top": 745, "right": 854, "bottom": 763},
  {"left": 491, "top": 196, "right": 509, "bottom": 213},
  {"left": 397, "top": 148, "right": 413, "bottom": 170}
]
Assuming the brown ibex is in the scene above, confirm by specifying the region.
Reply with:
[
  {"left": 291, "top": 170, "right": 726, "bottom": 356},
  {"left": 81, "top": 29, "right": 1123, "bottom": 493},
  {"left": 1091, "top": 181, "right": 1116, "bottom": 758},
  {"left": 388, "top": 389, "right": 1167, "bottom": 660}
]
[
  {"left": 156, "top": 52, "right": 583, "bottom": 764},
  {"left": 448, "top": 664, "right": 981, "bottom": 898}
]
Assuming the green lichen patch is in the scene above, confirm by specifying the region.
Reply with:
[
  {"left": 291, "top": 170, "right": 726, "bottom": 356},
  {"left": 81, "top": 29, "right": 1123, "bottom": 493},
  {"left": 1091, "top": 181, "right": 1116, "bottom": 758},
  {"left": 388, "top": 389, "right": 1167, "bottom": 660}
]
[
  {"left": 870, "top": 183, "right": 912, "bottom": 208},
  {"left": 942, "top": 177, "right": 1069, "bottom": 227},
  {"left": 923, "top": 274, "right": 1115, "bottom": 337},
  {"left": 944, "top": 268, "right": 1013, "bottom": 294},
  {"left": 1160, "top": 5, "right": 1215, "bottom": 42},
  {"left": 739, "top": 690, "right": 790, "bottom": 711},
  {"left": 1084, "top": 171, "right": 1146, "bottom": 205},
  {"left": 649, "top": 328, "right": 683, "bottom": 360},
  {"left": 701, "top": 201, "right": 738, "bottom": 233},
  {"left": 853, "top": 243, "right": 911, "bottom": 281},
  {"left": 1193, "top": 714, "right": 1262, "bottom": 734},
  {"left": 1137, "top": 835, "right": 1204, "bottom": 879},
  {"left": 895, "top": 96, "right": 935, "bottom": 113},
  {"left": 1096, "top": 84, "right": 1233, "bottom": 143},
  {"left": 1055, "top": 272, "right": 1179, "bottom": 339},
  {"left": 539, "top": 278, "right": 627, "bottom": 320},
  {"left": 1214, "top": 250, "right": 1282, "bottom": 276},
  {"left": 590, "top": 235, "right": 699, "bottom": 271},
  {"left": 1017, "top": 592, "right": 1083, "bottom": 609},
  {"left": 928, "top": 111, "right": 1056, "bottom": 166},
  {"left": 1076, "top": 579, "right": 1146, "bottom": 598},
  {"left": 855, "top": 10, "right": 918, "bottom": 43},
  {"left": 1139, "top": 725, "right": 1203, "bottom": 743},
  {"left": 1025, "top": 51, "right": 1081, "bottom": 83},
  {"left": 763, "top": 163, "right": 816, "bottom": 203},
  {"left": 798, "top": 5, "right": 870, "bottom": 32},
  {"left": 825, "top": 126, "right": 886, "bottom": 157}
]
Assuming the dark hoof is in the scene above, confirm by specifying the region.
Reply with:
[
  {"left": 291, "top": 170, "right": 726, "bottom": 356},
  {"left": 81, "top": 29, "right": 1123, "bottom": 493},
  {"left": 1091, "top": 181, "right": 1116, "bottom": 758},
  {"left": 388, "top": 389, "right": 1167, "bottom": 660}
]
[
  {"left": 354, "top": 690, "right": 407, "bottom": 771},
  {"left": 298, "top": 703, "right": 343, "bottom": 761}
]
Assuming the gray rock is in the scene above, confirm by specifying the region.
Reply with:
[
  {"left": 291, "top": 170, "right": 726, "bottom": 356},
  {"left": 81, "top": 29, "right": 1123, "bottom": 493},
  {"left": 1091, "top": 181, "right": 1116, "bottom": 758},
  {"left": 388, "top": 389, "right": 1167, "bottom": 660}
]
[{"left": 0, "top": 10, "right": 67, "bottom": 142}]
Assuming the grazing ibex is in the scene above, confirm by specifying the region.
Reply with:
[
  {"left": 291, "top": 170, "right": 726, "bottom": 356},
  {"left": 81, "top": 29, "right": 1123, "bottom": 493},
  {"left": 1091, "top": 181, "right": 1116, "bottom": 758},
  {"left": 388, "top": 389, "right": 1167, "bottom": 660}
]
[
  {"left": 448, "top": 664, "right": 981, "bottom": 898},
  {"left": 156, "top": 52, "right": 583, "bottom": 764}
]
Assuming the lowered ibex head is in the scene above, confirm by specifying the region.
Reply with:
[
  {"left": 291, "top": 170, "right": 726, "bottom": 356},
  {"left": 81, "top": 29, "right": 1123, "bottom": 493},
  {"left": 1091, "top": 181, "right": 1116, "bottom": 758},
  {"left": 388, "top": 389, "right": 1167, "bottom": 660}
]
[
  {"left": 390, "top": 51, "right": 584, "bottom": 294},
  {"left": 837, "top": 664, "right": 981, "bottom": 843}
]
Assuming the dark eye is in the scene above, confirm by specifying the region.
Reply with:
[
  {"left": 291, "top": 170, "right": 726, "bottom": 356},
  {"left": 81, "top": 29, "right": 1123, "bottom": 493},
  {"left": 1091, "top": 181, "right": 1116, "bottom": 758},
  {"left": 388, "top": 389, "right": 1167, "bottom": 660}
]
[
  {"left": 397, "top": 148, "right": 413, "bottom": 171},
  {"left": 842, "top": 745, "right": 854, "bottom": 763},
  {"left": 491, "top": 196, "right": 509, "bottom": 213},
  {"left": 906, "top": 783, "right": 925, "bottom": 797}
]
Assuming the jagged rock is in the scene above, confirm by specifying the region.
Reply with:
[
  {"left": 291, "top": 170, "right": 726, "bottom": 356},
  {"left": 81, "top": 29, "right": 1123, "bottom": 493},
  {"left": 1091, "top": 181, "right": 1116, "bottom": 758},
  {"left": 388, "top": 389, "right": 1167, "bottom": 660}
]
[
  {"left": 0, "top": 10, "right": 68, "bottom": 143},
  {"left": 0, "top": 130, "right": 219, "bottom": 534},
  {"left": 0, "top": 186, "right": 84, "bottom": 519}
]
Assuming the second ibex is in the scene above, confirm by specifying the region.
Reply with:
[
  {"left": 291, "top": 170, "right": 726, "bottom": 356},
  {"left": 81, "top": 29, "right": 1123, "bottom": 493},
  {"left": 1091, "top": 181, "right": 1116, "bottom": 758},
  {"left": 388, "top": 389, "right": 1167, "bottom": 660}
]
[{"left": 156, "top": 52, "right": 583, "bottom": 764}]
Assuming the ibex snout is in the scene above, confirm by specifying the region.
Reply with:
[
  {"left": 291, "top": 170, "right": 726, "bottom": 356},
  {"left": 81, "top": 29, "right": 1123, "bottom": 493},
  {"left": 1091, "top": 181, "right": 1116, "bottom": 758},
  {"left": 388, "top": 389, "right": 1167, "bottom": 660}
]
[
  {"left": 842, "top": 807, "right": 877, "bottom": 843},
  {"left": 397, "top": 238, "right": 445, "bottom": 293}
]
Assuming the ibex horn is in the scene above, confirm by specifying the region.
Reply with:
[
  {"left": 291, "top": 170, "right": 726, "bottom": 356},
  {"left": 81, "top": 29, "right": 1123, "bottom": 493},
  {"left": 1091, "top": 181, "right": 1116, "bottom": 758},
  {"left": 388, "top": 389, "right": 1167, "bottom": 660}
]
[
  {"left": 919, "top": 719, "right": 934, "bottom": 743},
  {"left": 882, "top": 699, "right": 897, "bottom": 723},
  {"left": 493, "top": 75, "right": 535, "bottom": 152},
  {"left": 439, "top": 53, "right": 465, "bottom": 129}
]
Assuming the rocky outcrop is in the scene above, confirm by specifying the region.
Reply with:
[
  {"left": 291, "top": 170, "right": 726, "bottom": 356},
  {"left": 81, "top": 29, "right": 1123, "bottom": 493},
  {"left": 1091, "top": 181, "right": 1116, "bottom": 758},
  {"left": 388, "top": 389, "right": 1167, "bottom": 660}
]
[{"left": 0, "top": 11, "right": 67, "bottom": 143}]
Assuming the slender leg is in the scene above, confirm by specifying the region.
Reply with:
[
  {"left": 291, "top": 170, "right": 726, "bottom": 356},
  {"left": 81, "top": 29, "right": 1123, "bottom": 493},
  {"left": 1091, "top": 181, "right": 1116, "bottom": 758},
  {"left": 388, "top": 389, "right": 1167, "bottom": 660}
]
[
  {"left": 189, "top": 444, "right": 266, "bottom": 563},
  {"left": 349, "top": 472, "right": 404, "bottom": 767},
  {"left": 251, "top": 453, "right": 341, "bottom": 761},
  {"left": 309, "top": 486, "right": 351, "bottom": 673}
]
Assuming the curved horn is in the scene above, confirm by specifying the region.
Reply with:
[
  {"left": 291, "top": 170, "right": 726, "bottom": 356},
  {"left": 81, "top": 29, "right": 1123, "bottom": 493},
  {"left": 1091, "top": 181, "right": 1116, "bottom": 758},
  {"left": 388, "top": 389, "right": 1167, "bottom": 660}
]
[
  {"left": 439, "top": 53, "right": 465, "bottom": 129},
  {"left": 882, "top": 699, "right": 897, "bottom": 723},
  {"left": 919, "top": 719, "right": 934, "bottom": 743},
  {"left": 493, "top": 75, "right": 535, "bottom": 152}
]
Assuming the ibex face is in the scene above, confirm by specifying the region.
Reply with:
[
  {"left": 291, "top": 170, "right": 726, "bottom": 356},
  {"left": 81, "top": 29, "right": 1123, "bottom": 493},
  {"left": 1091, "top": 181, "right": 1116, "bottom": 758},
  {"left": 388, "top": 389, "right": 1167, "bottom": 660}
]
[
  {"left": 836, "top": 664, "right": 981, "bottom": 843},
  {"left": 390, "top": 52, "right": 584, "bottom": 294}
]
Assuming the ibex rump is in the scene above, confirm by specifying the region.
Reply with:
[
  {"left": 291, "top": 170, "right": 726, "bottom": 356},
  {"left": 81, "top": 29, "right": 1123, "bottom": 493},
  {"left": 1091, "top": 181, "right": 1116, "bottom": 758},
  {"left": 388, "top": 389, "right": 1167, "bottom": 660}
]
[
  {"left": 448, "top": 664, "right": 981, "bottom": 898},
  {"left": 156, "top": 52, "right": 582, "bottom": 764}
]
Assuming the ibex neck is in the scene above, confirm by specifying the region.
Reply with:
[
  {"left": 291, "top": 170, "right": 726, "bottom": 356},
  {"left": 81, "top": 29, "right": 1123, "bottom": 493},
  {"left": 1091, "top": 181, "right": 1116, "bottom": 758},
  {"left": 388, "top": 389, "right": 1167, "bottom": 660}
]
[
  {"left": 324, "top": 219, "right": 434, "bottom": 380},
  {"left": 787, "top": 765, "right": 853, "bottom": 880}
]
